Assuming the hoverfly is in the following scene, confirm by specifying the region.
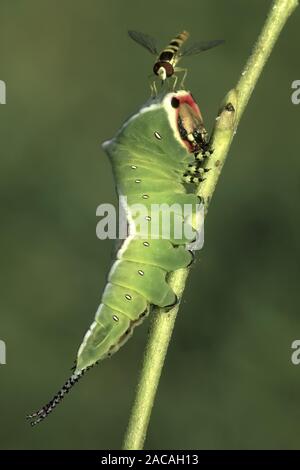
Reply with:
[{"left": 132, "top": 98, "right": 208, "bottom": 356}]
[{"left": 128, "top": 30, "right": 224, "bottom": 94}]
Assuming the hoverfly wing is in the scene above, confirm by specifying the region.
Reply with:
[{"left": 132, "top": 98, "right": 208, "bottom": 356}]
[
  {"left": 180, "top": 39, "right": 225, "bottom": 57},
  {"left": 128, "top": 30, "right": 158, "bottom": 55}
]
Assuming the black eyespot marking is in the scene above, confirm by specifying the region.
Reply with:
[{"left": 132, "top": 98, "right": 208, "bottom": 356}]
[
  {"left": 171, "top": 97, "right": 180, "bottom": 108},
  {"left": 145, "top": 216, "right": 151, "bottom": 221},
  {"left": 113, "top": 315, "right": 119, "bottom": 322},
  {"left": 154, "top": 131, "right": 162, "bottom": 140},
  {"left": 143, "top": 241, "right": 150, "bottom": 247},
  {"left": 135, "top": 179, "right": 141, "bottom": 183},
  {"left": 131, "top": 165, "right": 137, "bottom": 169},
  {"left": 125, "top": 294, "right": 132, "bottom": 301},
  {"left": 142, "top": 194, "right": 149, "bottom": 199},
  {"left": 138, "top": 270, "right": 144, "bottom": 276}
]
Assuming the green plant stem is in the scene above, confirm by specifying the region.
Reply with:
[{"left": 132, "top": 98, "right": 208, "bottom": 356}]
[{"left": 122, "top": 0, "right": 298, "bottom": 450}]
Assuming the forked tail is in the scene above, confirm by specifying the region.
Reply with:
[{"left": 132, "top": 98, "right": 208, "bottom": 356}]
[{"left": 26, "top": 367, "right": 90, "bottom": 426}]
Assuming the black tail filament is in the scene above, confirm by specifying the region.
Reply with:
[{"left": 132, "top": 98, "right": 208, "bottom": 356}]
[{"left": 26, "top": 366, "right": 91, "bottom": 426}]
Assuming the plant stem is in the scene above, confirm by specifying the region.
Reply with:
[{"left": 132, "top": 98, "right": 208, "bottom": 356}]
[{"left": 122, "top": 0, "right": 298, "bottom": 450}]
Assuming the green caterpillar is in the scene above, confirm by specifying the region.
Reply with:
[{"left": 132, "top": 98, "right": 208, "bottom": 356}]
[{"left": 28, "top": 90, "right": 209, "bottom": 425}]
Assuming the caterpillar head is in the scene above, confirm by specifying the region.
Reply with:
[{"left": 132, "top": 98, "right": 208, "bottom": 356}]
[{"left": 164, "top": 91, "right": 208, "bottom": 154}]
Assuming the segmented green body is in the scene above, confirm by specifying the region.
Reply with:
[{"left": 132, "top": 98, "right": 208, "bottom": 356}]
[
  {"left": 28, "top": 90, "right": 206, "bottom": 425},
  {"left": 75, "top": 91, "right": 200, "bottom": 372}
]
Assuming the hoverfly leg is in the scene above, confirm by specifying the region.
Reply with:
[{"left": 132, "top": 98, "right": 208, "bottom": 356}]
[
  {"left": 152, "top": 80, "right": 158, "bottom": 96},
  {"left": 172, "top": 74, "right": 178, "bottom": 91},
  {"left": 174, "top": 67, "right": 188, "bottom": 90},
  {"left": 148, "top": 74, "right": 157, "bottom": 97}
]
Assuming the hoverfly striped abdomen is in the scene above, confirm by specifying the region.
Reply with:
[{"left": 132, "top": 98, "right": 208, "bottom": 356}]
[
  {"left": 159, "top": 31, "right": 189, "bottom": 60},
  {"left": 153, "top": 31, "right": 190, "bottom": 81}
]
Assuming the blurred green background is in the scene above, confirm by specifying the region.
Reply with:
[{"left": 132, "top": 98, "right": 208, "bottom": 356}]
[{"left": 0, "top": 0, "right": 299, "bottom": 450}]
